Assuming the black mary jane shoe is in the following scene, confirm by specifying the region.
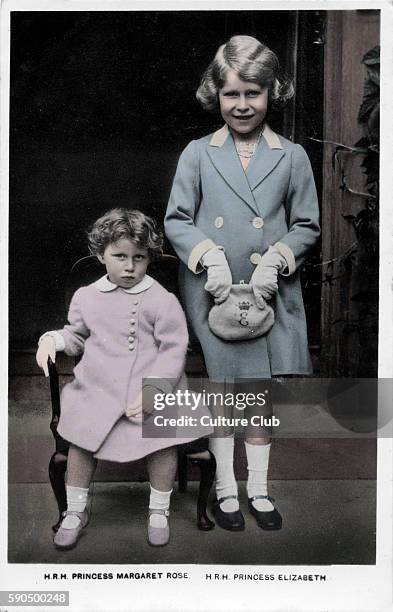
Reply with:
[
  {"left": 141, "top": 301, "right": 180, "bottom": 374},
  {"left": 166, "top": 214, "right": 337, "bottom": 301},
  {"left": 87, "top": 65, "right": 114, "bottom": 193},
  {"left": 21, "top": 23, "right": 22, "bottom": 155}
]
[
  {"left": 213, "top": 495, "right": 245, "bottom": 532},
  {"left": 248, "top": 495, "right": 282, "bottom": 530}
]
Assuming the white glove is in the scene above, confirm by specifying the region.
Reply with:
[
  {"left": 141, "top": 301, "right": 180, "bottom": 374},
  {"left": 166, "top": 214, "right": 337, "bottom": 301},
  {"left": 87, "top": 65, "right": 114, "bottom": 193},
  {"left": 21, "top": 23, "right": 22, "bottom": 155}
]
[
  {"left": 251, "top": 246, "right": 287, "bottom": 308},
  {"left": 126, "top": 391, "right": 143, "bottom": 424},
  {"left": 36, "top": 335, "right": 56, "bottom": 377},
  {"left": 125, "top": 386, "right": 158, "bottom": 425},
  {"left": 202, "top": 247, "right": 232, "bottom": 304}
]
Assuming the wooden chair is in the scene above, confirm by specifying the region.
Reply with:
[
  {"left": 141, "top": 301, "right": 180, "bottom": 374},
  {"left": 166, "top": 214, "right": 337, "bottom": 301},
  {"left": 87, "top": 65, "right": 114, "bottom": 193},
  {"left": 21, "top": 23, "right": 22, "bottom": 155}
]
[{"left": 47, "top": 254, "right": 216, "bottom": 533}]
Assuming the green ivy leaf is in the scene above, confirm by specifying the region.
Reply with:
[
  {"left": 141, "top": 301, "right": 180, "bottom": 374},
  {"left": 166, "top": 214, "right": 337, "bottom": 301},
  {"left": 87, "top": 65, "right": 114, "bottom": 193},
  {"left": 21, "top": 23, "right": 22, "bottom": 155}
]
[
  {"left": 362, "top": 46, "right": 380, "bottom": 66},
  {"left": 367, "top": 67, "right": 380, "bottom": 87},
  {"left": 358, "top": 100, "right": 377, "bottom": 123},
  {"left": 367, "top": 103, "right": 379, "bottom": 144}
]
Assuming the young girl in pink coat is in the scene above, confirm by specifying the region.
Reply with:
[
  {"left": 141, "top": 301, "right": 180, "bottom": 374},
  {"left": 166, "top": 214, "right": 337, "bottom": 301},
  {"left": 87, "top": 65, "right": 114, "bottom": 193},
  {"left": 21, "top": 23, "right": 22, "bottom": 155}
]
[{"left": 36, "top": 208, "right": 192, "bottom": 549}]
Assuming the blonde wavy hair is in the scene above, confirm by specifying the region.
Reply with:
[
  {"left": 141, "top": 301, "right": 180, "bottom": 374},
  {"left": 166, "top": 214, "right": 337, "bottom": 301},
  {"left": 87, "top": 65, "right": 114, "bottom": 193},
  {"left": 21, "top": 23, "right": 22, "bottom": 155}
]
[{"left": 196, "top": 35, "right": 294, "bottom": 112}]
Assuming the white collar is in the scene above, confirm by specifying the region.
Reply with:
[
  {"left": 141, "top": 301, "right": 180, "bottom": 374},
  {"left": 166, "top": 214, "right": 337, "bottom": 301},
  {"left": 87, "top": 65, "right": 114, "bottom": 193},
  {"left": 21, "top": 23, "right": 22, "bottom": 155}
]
[
  {"left": 208, "top": 123, "right": 282, "bottom": 150},
  {"left": 94, "top": 274, "right": 154, "bottom": 294}
]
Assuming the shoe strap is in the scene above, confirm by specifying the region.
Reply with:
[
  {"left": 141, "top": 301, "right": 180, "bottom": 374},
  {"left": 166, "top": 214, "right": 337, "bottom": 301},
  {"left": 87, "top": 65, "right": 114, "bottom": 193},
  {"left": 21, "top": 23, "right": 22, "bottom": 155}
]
[
  {"left": 149, "top": 509, "right": 170, "bottom": 517},
  {"left": 216, "top": 495, "right": 238, "bottom": 505},
  {"left": 60, "top": 511, "right": 85, "bottom": 530},
  {"left": 249, "top": 495, "right": 275, "bottom": 503},
  {"left": 61, "top": 510, "right": 86, "bottom": 518}
]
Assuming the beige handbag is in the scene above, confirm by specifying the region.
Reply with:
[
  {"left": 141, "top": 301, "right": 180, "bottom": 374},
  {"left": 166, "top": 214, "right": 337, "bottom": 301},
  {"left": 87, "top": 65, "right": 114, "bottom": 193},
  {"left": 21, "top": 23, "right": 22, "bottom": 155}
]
[{"left": 208, "top": 282, "right": 275, "bottom": 341}]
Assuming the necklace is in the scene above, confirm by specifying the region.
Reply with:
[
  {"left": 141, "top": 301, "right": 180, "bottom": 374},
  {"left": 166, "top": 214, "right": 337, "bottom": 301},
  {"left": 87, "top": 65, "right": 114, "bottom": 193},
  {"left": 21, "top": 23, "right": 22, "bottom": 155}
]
[{"left": 234, "top": 128, "right": 263, "bottom": 159}]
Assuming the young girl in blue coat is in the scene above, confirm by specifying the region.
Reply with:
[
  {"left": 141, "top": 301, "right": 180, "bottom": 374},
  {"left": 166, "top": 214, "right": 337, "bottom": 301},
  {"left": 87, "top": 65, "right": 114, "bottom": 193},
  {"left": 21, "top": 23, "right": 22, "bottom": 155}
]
[{"left": 165, "top": 35, "right": 320, "bottom": 531}]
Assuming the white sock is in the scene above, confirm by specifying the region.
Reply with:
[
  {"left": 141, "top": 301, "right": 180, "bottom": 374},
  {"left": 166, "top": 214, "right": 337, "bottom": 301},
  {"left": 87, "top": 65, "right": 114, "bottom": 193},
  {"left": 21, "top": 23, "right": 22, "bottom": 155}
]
[
  {"left": 149, "top": 486, "right": 172, "bottom": 528},
  {"left": 209, "top": 436, "right": 239, "bottom": 512},
  {"left": 245, "top": 441, "right": 274, "bottom": 512},
  {"left": 62, "top": 485, "right": 89, "bottom": 529},
  {"left": 66, "top": 485, "right": 89, "bottom": 512}
]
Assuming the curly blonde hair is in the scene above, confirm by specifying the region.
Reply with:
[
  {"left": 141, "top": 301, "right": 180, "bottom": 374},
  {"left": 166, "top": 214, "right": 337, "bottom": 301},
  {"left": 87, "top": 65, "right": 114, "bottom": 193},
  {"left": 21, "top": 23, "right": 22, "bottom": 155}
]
[{"left": 196, "top": 35, "right": 294, "bottom": 112}]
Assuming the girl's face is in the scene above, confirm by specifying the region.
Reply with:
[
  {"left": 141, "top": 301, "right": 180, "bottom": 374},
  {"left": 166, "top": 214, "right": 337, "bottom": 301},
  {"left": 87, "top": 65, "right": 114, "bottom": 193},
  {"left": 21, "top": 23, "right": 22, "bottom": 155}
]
[
  {"left": 218, "top": 70, "right": 268, "bottom": 138},
  {"left": 97, "top": 238, "right": 150, "bottom": 289}
]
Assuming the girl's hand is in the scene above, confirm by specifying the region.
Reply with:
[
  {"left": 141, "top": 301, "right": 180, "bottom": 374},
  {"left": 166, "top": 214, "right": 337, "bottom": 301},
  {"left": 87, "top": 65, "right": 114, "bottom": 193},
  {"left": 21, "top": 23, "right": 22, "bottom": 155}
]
[
  {"left": 36, "top": 336, "right": 56, "bottom": 377},
  {"left": 250, "top": 247, "right": 286, "bottom": 308},
  {"left": 126, "top": 392, "right": 143, "bottom": 419},
  {"left": 202, "top": 248, "right": 232, "bottom": 304},
  {"left": 126, "top": 387, "right": 157, "bottom": 422}
]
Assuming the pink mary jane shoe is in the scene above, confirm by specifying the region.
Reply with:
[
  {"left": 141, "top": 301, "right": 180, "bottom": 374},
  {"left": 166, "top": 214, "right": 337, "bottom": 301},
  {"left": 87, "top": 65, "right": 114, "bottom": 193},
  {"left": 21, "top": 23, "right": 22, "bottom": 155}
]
[
  {"left": 147, "top": 509, "right": 170, "bottom": 547},
  {"left": 53, "top": 509, "right": 89, "bottom": 550}
]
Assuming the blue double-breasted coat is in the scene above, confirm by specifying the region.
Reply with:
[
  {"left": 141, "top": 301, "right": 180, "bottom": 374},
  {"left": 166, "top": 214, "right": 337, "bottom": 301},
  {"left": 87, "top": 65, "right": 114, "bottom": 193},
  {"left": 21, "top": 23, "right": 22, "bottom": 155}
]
[{"left": 164, "top": 124, "right": 320, "bottom": 380}]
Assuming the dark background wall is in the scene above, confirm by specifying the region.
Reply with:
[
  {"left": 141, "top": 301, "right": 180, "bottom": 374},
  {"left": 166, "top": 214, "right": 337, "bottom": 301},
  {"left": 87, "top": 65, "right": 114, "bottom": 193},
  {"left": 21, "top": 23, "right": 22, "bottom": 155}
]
[{"left": 10, "top": 10, "right": 313, "bottom": 347}]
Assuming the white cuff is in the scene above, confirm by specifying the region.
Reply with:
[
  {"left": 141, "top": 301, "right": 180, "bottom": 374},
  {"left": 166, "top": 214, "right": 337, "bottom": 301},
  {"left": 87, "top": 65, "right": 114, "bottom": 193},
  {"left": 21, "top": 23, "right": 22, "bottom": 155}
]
[
  {"left": 188, "top": 239, "right": 217, "bottom": 274},
  {"left": 38, "top": 331, "right": 66, "bottom": 352}
]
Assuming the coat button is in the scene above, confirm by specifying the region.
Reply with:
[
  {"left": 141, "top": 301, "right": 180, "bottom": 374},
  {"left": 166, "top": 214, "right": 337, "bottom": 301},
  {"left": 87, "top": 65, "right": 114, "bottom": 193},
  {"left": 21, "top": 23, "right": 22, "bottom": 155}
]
[
  {"left": 129, "top": 346, "right": 135, "bottom": 351},
  {"left": 130, "top": 319, "right": 136, "bottom": 325},
  {"left": 250, "top": 252, "right": 262, "bottom": 265},
  {"left": 214, "top": 216, "right": 224, "bottom": 228},
  {"left": 252, "top": 217, "right": 264, "bottom": 229},
  {"left": 133, "top": 300, "right": 139, "bottom": 305},
  {"left": 129, "top": 329, "right": 136, "bottom": 335},
  {"left": 131, "top": 309, "right": 137, "bottom": 314}
]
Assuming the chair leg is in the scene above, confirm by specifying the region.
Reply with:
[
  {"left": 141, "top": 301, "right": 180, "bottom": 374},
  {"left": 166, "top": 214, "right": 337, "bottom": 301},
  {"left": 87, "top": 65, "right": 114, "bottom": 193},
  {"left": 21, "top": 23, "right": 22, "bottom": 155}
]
[
  {"left": 48, "top": 451, "right": 68, "bottom": 532},
  {"left": 177, "top": 447, "right": 189, "bottom": 493},
  {"left": 192, "top": 450, "right": 216, "bottom": 531}
]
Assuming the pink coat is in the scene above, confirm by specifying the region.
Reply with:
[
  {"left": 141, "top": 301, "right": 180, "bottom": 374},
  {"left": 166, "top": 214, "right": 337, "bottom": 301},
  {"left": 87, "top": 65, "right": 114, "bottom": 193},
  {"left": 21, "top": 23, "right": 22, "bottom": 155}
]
[{"left": 56, "top": 274, "right": 200, "bottom": 462}]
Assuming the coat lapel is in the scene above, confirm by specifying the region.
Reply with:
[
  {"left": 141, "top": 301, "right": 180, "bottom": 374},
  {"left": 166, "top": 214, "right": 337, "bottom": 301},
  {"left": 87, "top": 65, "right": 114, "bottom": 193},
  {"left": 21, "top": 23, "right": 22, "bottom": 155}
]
[
  {"left": 207, "top": 125, "right": 259, "bottom": 214},
  {"left": 207, "top": 124, "right": 286, "bottom": 212},
  {"left": 246, "top": 126, "right": 285, "bottom": 191}
]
